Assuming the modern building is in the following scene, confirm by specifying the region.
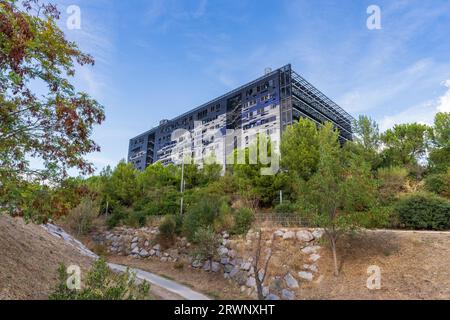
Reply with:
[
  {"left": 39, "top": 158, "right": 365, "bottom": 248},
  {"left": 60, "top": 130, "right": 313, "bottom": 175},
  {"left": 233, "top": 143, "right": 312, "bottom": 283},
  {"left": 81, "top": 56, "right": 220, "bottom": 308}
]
[{"left": 128, "top": 64, "right": 354, "bottom": 171}]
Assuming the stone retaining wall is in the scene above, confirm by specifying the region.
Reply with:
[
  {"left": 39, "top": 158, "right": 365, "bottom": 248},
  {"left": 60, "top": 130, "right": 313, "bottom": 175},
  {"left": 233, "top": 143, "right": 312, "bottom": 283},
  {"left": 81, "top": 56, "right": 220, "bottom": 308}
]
[{"left": 92, "top": 227, "right": 325, "bottom": 300}]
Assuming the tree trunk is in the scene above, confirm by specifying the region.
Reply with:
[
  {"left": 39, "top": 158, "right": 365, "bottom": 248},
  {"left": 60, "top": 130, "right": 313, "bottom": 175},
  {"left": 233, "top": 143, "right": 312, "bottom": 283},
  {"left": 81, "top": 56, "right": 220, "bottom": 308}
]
[{"left": 331, "top": 236, "right": 339, "bottom": 276}]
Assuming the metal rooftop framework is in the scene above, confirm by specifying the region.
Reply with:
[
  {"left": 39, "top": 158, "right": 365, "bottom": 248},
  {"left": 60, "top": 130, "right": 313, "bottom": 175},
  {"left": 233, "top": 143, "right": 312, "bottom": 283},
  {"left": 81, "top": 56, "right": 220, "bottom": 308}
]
[{"left": 290, "top": 69, "right": 354, "bottom": 141}]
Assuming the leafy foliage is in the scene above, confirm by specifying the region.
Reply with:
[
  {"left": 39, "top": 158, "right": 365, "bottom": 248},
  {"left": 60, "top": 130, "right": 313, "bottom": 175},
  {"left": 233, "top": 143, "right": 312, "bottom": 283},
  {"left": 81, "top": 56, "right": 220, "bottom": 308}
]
[
  {"left": 232, "top": 208, "right": 254, "bottom": 235},
  {"left": 395, "top": 193, "right": 450, "bottom": 231},
  {"left": 49, "top": 258, "right": 150, "bottom": 300},
  {"left": 192, "top": 226, "right": 221, "bottom": 264}
]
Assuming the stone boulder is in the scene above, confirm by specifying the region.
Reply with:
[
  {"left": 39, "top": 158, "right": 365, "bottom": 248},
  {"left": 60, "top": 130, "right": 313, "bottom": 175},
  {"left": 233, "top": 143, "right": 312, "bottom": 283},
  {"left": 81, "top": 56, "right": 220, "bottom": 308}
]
[
  {"left": 284, "top": 273, "right": 299, "bottom": 289},
  {"left": 296, "top": 230, "right": 314, "bottom": 242}
]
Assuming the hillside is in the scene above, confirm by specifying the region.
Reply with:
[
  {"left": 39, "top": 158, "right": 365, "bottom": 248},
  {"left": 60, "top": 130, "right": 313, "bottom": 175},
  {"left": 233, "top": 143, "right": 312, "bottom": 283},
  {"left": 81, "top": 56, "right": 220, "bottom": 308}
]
[{"left": 0, "top": 214, "right": 93, "bottom": 300}]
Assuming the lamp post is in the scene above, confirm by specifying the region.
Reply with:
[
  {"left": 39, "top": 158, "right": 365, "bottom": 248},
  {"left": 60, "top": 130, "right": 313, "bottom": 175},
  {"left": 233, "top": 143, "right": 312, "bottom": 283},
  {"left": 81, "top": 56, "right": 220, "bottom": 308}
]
[{"left": 180, "top": 156, "right": 185, "bottom": 215}]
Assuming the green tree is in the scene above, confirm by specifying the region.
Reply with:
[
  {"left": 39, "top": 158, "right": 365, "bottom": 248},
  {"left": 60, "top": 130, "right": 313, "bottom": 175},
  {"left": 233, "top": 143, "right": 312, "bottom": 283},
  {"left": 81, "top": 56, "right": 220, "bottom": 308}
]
[
  {"left": 381, "top": 123, "right": 431, "bottom": 167},
  {"left": 108, "top": 161, "right": 139, "bottom": 207},
  {"left": 301, "top": 122, "right": 376, "bottom": 276},
  {"left": 280, "top": 118, "right": 319, "bottom": 180},
  {"left": 0, "top": 1, "right": 104, "bottom": 218},
  {"left": 428, "top": 112, "right": 450, "bottom": 173}
]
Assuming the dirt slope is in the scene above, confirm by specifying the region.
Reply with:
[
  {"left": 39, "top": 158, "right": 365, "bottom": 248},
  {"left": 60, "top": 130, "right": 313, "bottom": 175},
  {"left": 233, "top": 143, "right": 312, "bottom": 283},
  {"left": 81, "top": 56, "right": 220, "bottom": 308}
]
[{"left": 0, "top": 214, "right": 93, "bottom": 300}]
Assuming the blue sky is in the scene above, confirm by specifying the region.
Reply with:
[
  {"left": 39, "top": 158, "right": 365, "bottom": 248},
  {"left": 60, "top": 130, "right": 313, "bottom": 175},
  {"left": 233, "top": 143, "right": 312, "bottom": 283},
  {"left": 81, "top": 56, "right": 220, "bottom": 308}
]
[{"left": 53, "top": 0, "right": 450, "bottom": 173}]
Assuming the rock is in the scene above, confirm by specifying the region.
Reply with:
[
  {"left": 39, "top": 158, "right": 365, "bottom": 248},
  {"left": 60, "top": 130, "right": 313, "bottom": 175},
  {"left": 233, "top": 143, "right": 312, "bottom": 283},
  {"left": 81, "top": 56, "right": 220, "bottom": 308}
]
[
  {"left": 274, "top": 230, "right": 284, "bottom": 238},
  {"left": 203, "top": 261, "right": 211, "bottom": 272},
  {"left": 262, "top": 286, "right": 270, "bottom": 297},
  {"left": 258, "top": 270, "right": 265, "bottom": 282},
  {"left": 211, "top": 262, "right": 221, "bottom": 273},
  {"left": 132, "top": 237, "right": 139, "bottom": 243},
  {"left": 312, "top": 229, "right": 324, "bottom": 239},
  {"left": 163, "top": 252, "right": 169, "bottom": 257},
  {"left": 266, "top": 294, "right": 280, "bottom": 300},
  {"left": 283, "top": 231, "right": 296, "bottom": 240},
  {"left": 131, "top": 247, "right": 140, "bottom": 255},
  {"left": 131, "top": 242, "right": 138, "bottom": 250},
  {"left": 222, "top": 232, "right": 229, "bottom": 239},
  {"left": 161, "top": 257, "right": 168, "bottom": 262},
  {"left": 296, "top": 230, "right": 314, "bottom": 242},
  {"left": 309, "top": 254, "right": 321, "bottom": 262},
  {"left": 228, "top": 250, "right": 237, "bottom": 259},
  {"left": 224, "top": 264, "right": 234, "bottom": 273},
  {"left": 269, "top": 277, "right": 284, "bottom": 293},
  {"left": 246, "top": 276, "right": 256, "bottom": 288},
  {"left": 139, "top": 249, "right": 149, "bottom": 258},
  {"left": 301, "top": 246, "right": 321, "bottom": 255},
  {"left": 220, "top": 257, "right": 230, "bottom": 265},
  {"left": 218, "top": 247, "right": 229, "bottom": 256},
  {"left": 229, "top": 266, "right": 240, "bottom": 278},
  {"left": 241, "top": 262, "right": 252, "bottom": 271},
  {"left": 284, "top": 273, "right": 299, "bottom": 289},
  {"left": 192, "top": 260, "right": 202, "bottom": 268},
  {"left": 234, "top": 271, "right": 249, "bottom": 286},
  {"left": 153, "top": 244, "right": 161, "bottom": 251},
  {"left": 282, "top": 289, "right": 295, "bottom": 300},
  {"left": 298, "top": 271, "right": 314, "bottom": 281},
  {"left": 303, "top": 264, "right": 318, "bottom": 273},
  {"left": 144, "top": 241, "right": 149, "bottom": 247}
]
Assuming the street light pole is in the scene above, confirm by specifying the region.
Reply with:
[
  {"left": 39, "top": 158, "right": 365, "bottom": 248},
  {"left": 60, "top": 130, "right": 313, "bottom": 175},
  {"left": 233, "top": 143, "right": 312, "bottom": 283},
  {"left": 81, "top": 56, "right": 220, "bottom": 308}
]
[{"left": 180, "top": 157, "right": 185, "bottom": 215}]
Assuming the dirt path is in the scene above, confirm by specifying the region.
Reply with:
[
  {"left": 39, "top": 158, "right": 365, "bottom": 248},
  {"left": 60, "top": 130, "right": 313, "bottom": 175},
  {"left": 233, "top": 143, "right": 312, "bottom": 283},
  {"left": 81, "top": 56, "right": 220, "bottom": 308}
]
[{"left": 109, "top": 263, "right": 210, "bottom": 300}]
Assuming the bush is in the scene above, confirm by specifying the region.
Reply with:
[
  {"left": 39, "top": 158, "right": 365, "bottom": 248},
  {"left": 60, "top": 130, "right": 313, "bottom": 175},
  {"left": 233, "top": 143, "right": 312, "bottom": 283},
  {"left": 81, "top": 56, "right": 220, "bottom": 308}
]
[
  {"left": 125, "top": 210, "right": 147, "bottom": 228},
  {"left": 425, "top": 172, "right": 450, "bottom": 198},
  {"left": 274, "top": 201, "right": 296, "bottom": 214},
  {"left": 64, "top": 198, "right": 99, "bottom": 236},
  {"left": 49, "top": 258, "right": 150, "bottom": 300},
  {"left": 213, "top": 202, "right": 235, "bottom": 232},
  {"left": 183, "top": 197, "right": 219, "bottom": 240},
  {"left": 192, "top": 226, "right": 221, "bottom": 264},
  {"left": 232, "top": 208, "right": 254, "bottom": 235},
  {"left": 395, "top": 193, "right": 450, "bottom": 230},
  {"left": 159, "top": 215, "right": 177, "bottom": 240},
  {"left": 377, "top": 166, "right": 408, "bottom": 204},
  {"left": 106, "top": 207, "right": 127, "bottom": 229}
]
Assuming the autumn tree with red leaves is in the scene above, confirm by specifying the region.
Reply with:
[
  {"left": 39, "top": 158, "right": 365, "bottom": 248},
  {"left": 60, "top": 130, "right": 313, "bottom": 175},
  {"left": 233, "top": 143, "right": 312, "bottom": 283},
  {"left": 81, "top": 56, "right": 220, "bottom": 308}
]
[{"left": 0, "top": 0, "right": 105, "bottom": 219}]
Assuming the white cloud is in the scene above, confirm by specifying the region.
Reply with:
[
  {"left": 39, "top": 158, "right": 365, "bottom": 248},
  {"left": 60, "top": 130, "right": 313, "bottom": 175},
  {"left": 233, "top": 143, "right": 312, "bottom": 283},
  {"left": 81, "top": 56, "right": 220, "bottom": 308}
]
[
  {"left": 380, "top": 80, "right": 450, "bottom": 131},
  {"left": 437, "top": 80, "right": 450, "bottom": 113}
]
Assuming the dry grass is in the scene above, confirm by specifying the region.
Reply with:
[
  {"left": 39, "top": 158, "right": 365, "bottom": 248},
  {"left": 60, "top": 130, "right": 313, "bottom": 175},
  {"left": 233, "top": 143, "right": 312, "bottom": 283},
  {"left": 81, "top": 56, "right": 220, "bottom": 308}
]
[{"left": 0, "top": 215, "right": 93, "bottom": 300}]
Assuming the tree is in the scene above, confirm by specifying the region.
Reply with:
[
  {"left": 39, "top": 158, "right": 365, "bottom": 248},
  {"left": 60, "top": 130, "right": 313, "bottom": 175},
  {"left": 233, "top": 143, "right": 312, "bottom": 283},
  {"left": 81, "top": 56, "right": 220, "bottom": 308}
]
[
  {"left": 428, "top": 112, "right": 450, "bottom": 173},
  {"left": 0, "top": 1, "right": 104, "bottom": 217},
  {"left": 349, "top": 115, "right": 382, "bottom": 170},
  {"left": 251, "top": 230, "right": 275, "bottom": 300},
  {"left": 108, "top": 161, "right": 139, "bottom": 207},
  {"left": 381, "top": 123, "right": 431, "bottom": 167},
  {"left": 280, "top": 118, "right": 319, "bottom": 180},
  {"left": 192, "top": 226, "right": 221, "bottom": 267},
  {"left": 301, "top": 122, "right": 376, "bottom": 276}
]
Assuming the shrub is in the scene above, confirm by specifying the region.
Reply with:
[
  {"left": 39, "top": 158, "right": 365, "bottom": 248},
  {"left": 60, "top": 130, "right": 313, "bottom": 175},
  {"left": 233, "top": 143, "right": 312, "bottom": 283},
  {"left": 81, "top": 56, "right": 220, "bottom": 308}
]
[
  {"left": 377, "top": 166, "right": 408, "bottom": 204},
  {"left": 274, "top": 201, "right": 296, "bottom": 214},
  {"left": 192, "top": 226, "right": 221, "bottom": 264},
  {"left": 183, "top": 197, "right": 219, "bottom": 240},
  {"left": 395, "top": 193, "right": 450, "bottom": 231},
  {"left": 425, "top": 172, "right": 450, "bottom": 198},
  {"left": 49, "top": 258, "right": 150, "bottom": 300},
  {"left": 106, "top": 207, "right": 127, "bottom": 229},
  {"left": 213, "top": 202, "right": 235, "bottom": 232},
  {"left": 125, "top": 210, "right": 147, "bottom": 228},
  {"left": 232, "top": 208, "right": 254, "bottom": 235},
  {"left": 64, "top": 198, "right": 99, "bottom": 236},
  {"left": 159, "top": 215, "right": 177, "bottom": 240}
]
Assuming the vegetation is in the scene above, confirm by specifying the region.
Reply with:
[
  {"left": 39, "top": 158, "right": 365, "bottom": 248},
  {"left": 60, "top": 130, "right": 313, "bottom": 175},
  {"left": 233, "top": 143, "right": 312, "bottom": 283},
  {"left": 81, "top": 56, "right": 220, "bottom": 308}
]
[
  {"left": 192, "top": 226, "right": 221, "bottom": 265},
  {"left": 49, "top": 258, "right": 150, "bottom": 300},
  {"left": 395, "top": 193, "right": 450, "bottom": 231},
  {"left": 0, "top": 0, "right": 104, "bottom": 220}
]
